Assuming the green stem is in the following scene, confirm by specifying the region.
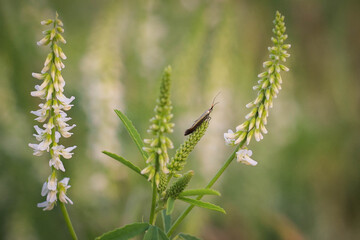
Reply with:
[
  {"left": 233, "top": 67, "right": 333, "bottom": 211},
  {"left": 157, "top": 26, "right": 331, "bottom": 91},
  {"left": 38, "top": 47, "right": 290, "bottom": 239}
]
[
  {"left": 149, "top": 178, "right": 157, "bottom": 225},
  {"left": 60, "top": 202, "right": 78, "bottom": 240},
  {"left": 167, "top": 143, "right": 243, "bottom": 237}
]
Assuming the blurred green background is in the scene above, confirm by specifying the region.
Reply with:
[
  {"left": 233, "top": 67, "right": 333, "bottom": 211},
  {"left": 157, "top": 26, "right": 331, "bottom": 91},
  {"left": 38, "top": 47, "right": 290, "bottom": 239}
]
[{"left": 1, "top": 0, "right": 359, "bottom": 239}]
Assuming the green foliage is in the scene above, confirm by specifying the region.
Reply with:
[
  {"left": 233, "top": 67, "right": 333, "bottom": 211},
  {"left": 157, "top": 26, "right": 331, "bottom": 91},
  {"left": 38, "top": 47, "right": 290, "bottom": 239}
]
[
  {"left": 178, "top": 197, "right": 226, "bottom": 214},
  {"left": 114, "top": 109, "right": 148, "bottom": 161},
  {"left": 161, "top": 210, "right": 171, "bottom": 233},
  {"left": 95, "top": 222, "right": 150, "bottom": 240},
  {"left": 179, "top": 188, "right": 220, "bottom": 197},
  {"left": 143, "top": 226, "right": 169, "bottom": 240},
  {"left": 102, "top": 151, "right": 147, "bottom": 179},
  {"left": 166, "top": 197, "right": 175, "bottom": 215},
  {"left": 177, "top": 233, "right": 201, "bottom": 240}
]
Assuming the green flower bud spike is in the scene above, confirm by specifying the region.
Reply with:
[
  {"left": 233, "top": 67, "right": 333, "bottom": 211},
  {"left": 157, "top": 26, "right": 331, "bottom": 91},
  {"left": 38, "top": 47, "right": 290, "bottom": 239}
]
[
  {"left": 224, "top": 11, "right": 291, "bottom": 147},
  {"left": 141, "top": 66, "right": 174, "bottom": 185},
  {"left": 165, "top": 171, "right": 194, "bottom": 200},
  {"left": 157, "top": 172, "right": 168, "bottom": 194},
  {"left": 168, "top": 120, "right": 209, "bottom": 174}
]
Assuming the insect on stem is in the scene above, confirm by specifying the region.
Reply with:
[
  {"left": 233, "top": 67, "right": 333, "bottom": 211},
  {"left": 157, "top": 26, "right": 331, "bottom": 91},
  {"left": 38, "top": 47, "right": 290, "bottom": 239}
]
[{"left": 184, "top": 92, "right": 220, "bottom": 136}]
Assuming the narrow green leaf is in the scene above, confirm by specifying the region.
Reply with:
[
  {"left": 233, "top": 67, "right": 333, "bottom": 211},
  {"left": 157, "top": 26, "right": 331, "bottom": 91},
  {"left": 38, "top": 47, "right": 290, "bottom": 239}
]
[
  {"left": 177, "top": 233, "right": 201, "bottom": 240},
  {"left": 114, "top": 109, "right": 148, "bottom": 161},
  {"left": 102, "top": 151, "right": 147, "bottom": 180},
  {"left": 178, "top": 197, "right": 226, "bottom": 214},
  {"left": 179, "top": 189, "right": 220, "bottom": 197},
  {"left": 143, "top": 226, "right": 169, "bottom": 240},
  {"left": 161, "top": 210, "right": 171, "bottom": 233},
  {"left": 166, "top": 197, "right": 175, "bottom": 215},
  {"left": 96, "top": 222, "right": 150, "bottom": 240}
]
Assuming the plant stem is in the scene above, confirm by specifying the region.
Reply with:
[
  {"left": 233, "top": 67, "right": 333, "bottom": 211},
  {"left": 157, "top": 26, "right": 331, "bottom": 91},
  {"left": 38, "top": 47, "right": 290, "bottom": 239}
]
[
  {"left": 167, "top": 143, "right": 243, "bottom": 237},
  {"left": 60, "top": 201, "right": 78, "bottom": 240},
  {"left": 149, "top": 178, "right": 157, "bottom": 225}
]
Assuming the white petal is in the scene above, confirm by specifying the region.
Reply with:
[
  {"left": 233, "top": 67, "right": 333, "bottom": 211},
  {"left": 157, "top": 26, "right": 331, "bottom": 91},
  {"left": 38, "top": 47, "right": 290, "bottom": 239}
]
[
  {"left": 47, "top": 190, "right": 57, "bottom": 203},
  {"left": 59, "top": 177, "right": 70, "bottom": 186},
  {"left": 41, "top": 182, "right": 49, "bottom": 196}
]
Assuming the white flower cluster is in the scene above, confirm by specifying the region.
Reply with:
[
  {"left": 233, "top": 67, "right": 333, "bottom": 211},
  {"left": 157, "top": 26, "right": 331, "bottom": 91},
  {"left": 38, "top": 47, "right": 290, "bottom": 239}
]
[{"left": 29, "top": 13, "right": 76, "bottom": 210}]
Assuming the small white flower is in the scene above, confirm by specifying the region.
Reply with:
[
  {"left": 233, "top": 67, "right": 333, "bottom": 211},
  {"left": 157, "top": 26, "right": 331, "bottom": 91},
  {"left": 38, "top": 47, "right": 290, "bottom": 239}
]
[
  {"left": 54, "top": 131, "right": 61, "bottom": 143},
  {"left": 254, "top": 129, "right": 263, "bottom": 142},
  {"left": 61, "top": 146, "right": 77, "bottom": 159},
  {"left": 58, "top": 178, "right": 73, "bottom": 204},
  {"left": 47, "top": 174, "right": 58, "bottom": 191},
  {"left": 260, "top": 124, "right": 268, "bottom": 134},
  {"left": 141, "top": 165, "right": 152, "bottom": 175},
  {"left": 234, "top": 131, "right": 247, "bottom": 144},
  {"left": 37, "top": 134, "right": 52, "bottom": 151},
  {"left": 54, "top": 73, "right": 65, "bottom": 92},
  {"left": 37, "top": 200, "right": 55, "bottom": 211},
  {"left": 31, "top": 103, "right": 51, "bottom": 122},
  {"left": 37, "top": 35, "right": 50, "bottom": 46},
  {"left": 59, "top": 124, "right": 76, "bottom": 138},
  {"left": 33, "top": 125, "right": 46, "bottom": 141},
  {"left": 28, "top": 143, "right": 44, "bottom": 156},
  {"left": 46, "top": 190, "right": 57, "bottom": 203},
  {"left": 224, "top": 129, "right": 236, "bottom": 146},
  {"left": 45, "top": 84, "right": 54, "bottom": 101},
  {"left": 235, "top": 122, "right": 249, "bottom": 132},
  {"left": 43, "top": 121, "right": 55, "bottom": 135},
  {"left": 52, "top": 101, "right": 62, "bottom": 115},
  {"left": 31, "top": 85, "right": 47, "bottom": 99},
  {"left": 55, "top": 112, "right": 72, "bottom": 129},
  {"left": 49, "top": 155, "right": 65, "bottom": 172},
  {"left": 236, "top": 149, "right": 257, "bottom": 166},
  {"left": 56, "top": 92, "right": 75, "bottom": 110}
]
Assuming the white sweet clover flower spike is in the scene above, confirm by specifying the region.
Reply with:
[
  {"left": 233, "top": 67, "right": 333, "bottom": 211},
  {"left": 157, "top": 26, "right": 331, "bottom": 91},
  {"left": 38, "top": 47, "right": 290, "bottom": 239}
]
[
  {"left": 30, "top": 13, "right": 76, "bottom": 210},
  {"left": 224, "top": 11, "right": 290, "bottom": 149},
  {"left": 236, "top": 149, "right": 257, "bottom": 166}
]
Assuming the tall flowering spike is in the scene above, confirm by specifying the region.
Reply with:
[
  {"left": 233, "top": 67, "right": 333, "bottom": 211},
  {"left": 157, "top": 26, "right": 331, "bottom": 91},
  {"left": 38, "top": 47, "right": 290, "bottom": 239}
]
[
  {"left": 224, "top": 11, "right": 290, "bottom": 159},
  {"left": 30, "top": 13, "right": 76, "bottom": 210},
  {"left": 141, "top": 66, "right": 174, "bottom": 185},
  {"left": 168, "top": 120, "right": 209, "bottom": 174}
]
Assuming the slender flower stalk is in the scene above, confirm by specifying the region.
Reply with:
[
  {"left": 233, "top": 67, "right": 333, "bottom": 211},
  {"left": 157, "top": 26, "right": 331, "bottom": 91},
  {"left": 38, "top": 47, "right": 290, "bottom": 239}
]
[
  {"left": 224, "top": 11, "right": 291, "bottom": 164},
  {"left": 29, "top": 12, "right": 77, "bottom": 239}
]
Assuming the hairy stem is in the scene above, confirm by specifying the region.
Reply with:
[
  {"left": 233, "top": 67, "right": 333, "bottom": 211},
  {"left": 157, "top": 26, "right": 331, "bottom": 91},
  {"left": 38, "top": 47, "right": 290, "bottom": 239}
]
[
  {"left": 167, "top": 143, "right": 243, "bottom": 237},
  {"left": 60, "top": 202, "right": 78, "bottom": 240}
]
